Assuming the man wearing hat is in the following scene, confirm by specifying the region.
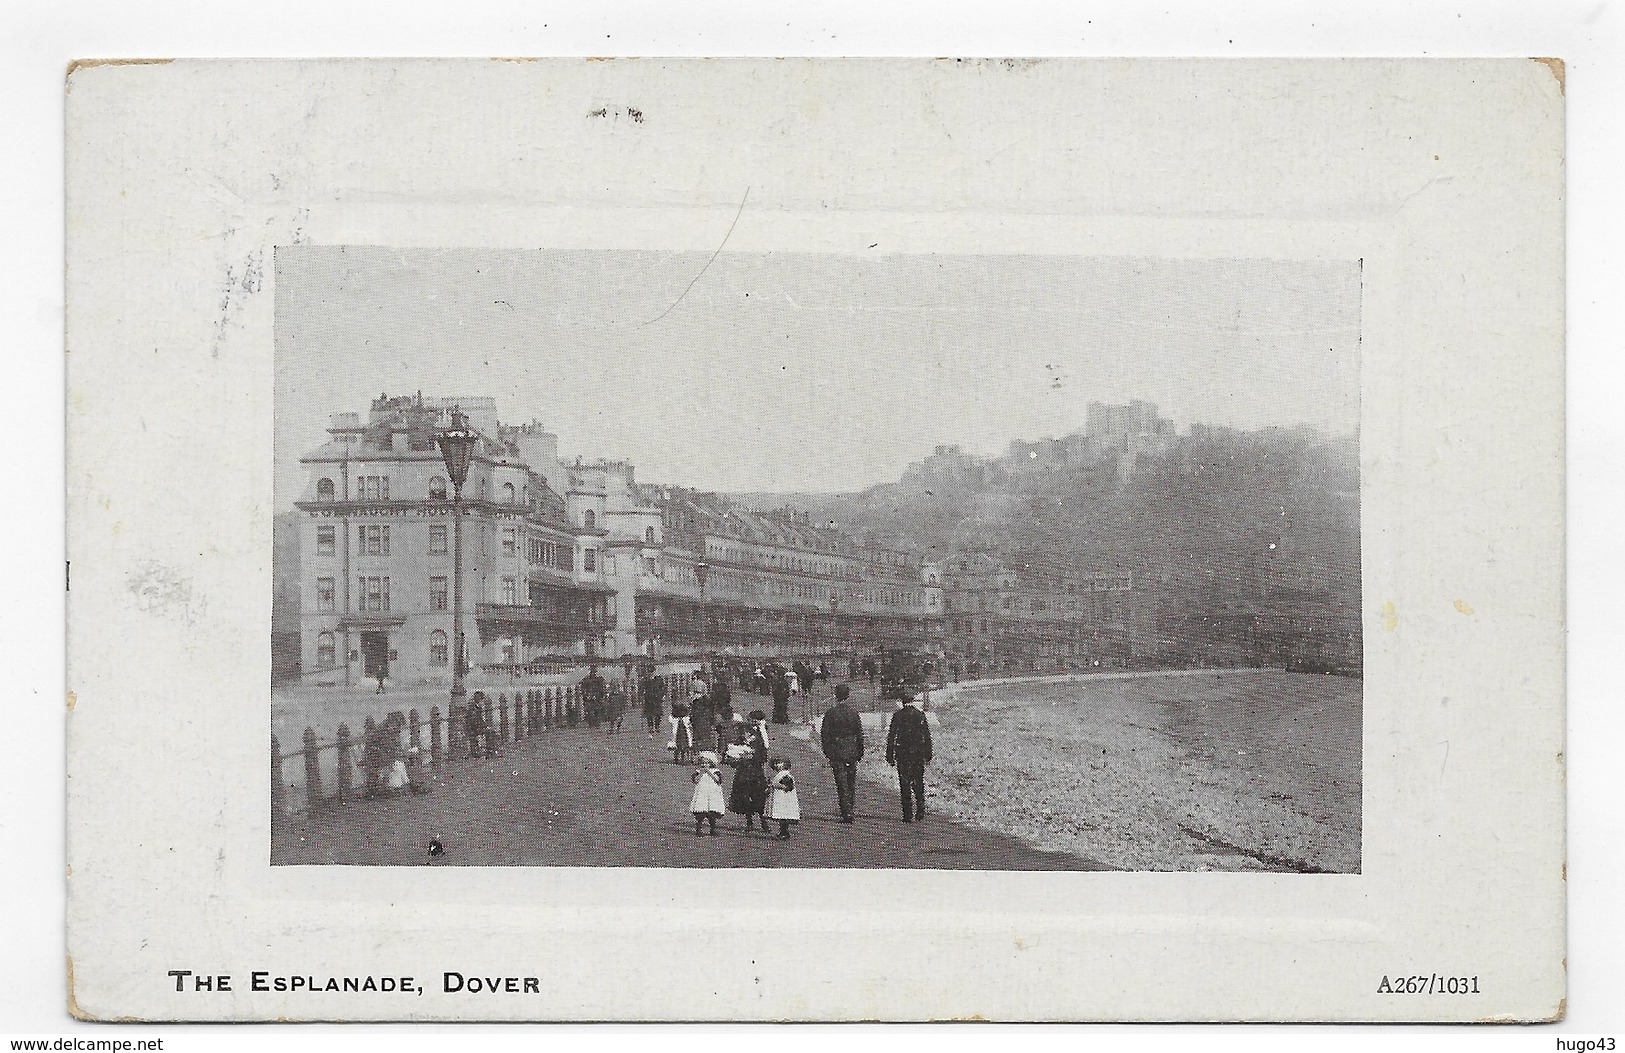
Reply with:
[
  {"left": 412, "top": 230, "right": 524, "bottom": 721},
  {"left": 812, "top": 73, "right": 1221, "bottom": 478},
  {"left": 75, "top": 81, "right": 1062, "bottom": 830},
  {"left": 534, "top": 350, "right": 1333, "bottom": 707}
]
[
  {"left": 885, "top": 689, "right": 933, "bottom": 823},
  {"left": 819, "top": 683, "right": 864, "bottom": 823}
]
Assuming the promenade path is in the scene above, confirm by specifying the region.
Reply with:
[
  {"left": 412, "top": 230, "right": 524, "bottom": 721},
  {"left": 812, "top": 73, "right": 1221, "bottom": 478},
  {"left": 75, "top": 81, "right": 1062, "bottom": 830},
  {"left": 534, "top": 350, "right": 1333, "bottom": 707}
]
[{"left": 272, "top": 679, "right": 1107, "bottom": 871}]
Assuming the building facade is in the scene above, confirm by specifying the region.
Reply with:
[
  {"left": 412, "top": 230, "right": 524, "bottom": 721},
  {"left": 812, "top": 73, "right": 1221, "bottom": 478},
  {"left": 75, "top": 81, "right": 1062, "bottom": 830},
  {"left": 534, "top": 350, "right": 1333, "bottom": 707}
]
[
  {"left": 614, "top": 490, "right": 944, "bottom": 660},
  {"left": 937, "top": 553, "right": 1153, "bottom": 673},
  {"left": 291, "top": 395, "right": 955, "bottom": 688},
  {"left": 294, "top": 394, "right": 613, "bottom": 689},
  {"left": 271, "top": 511, "right": 302, "bottom": 683},
  {"left": 288, "top": 394, "right": 1159, "bottom": 687}
]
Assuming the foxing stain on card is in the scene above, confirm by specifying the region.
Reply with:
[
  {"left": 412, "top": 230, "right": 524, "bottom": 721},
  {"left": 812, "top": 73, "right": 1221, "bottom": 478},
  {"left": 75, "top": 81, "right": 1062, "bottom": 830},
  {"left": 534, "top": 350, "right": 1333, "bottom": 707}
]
[
  {"left": 213, "top": 251, "right": 264, "bottom": 358},
  {"left": 586, "top": 106, "right": 645, "bottom": 123},
  {"left": 127, "top": 561, "right": 204, "bottom": 624}
]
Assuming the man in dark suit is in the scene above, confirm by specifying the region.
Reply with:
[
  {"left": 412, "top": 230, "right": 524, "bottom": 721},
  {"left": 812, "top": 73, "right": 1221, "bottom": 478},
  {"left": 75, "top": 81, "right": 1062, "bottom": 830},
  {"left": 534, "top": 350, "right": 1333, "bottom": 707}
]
[
  {"left": 885, "top": 691, "right": 934, "bottom": 823},
  {"left": 579, "top": 665, "right": 607, "bottom": 729},
  {"left": 819, "top": 683, "right": 864, "bottom": 823},
  {"left": 640, "top": 671, "right": 666, "bottom": 735}
]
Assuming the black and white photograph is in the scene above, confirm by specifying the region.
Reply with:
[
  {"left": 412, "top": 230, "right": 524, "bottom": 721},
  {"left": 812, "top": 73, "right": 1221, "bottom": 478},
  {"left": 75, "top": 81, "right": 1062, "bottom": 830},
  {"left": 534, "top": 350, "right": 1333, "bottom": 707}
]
[{"left": 270, "top": 248, "right": 1363, "bottom": 873}]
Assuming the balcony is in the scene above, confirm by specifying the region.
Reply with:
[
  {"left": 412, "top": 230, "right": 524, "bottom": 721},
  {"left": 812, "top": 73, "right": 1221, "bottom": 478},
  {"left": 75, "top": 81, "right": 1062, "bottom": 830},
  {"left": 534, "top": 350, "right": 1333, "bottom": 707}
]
[{"left": 474, "top": 603, "right": 604, "bottom": 650}]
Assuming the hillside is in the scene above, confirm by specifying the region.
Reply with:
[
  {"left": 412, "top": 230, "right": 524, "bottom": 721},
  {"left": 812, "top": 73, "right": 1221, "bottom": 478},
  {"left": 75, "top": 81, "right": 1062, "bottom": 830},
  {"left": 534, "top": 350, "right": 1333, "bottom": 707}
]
[{"left": 731, "top": 427, "right": 1362, "bottom": 665}]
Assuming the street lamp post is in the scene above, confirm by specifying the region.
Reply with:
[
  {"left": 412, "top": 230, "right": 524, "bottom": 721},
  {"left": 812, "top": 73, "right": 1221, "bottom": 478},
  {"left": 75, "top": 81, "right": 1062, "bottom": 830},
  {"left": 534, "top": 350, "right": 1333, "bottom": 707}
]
[
  {"left": 821, "top": 594, "right": 840, "bottom": 723},
  {"left": 693, "top": 559, "right": 709, "bottom": 674},
  {"left": 436, "top": 410, "right": 478, "bottom": 729}
]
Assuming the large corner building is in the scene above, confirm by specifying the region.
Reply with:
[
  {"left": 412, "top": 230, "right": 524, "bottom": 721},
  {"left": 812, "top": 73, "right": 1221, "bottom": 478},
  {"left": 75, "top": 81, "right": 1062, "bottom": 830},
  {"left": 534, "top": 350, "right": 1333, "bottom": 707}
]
[{"left": 291, "top": 394, "right": 977, "bottom": 688}]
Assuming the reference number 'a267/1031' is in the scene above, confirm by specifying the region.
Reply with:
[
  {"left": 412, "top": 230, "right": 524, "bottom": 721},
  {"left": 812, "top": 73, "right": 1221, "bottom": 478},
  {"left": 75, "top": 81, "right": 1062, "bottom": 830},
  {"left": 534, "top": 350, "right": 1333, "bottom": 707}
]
[{"left": 1377, "top": 975, "right": 1480, "bottom": 994}]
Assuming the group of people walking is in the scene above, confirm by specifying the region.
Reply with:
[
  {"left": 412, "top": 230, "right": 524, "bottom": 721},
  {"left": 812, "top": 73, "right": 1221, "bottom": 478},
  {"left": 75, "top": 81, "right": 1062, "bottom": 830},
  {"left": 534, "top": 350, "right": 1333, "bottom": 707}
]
[
  {"left": 817, "top": 682, "right": 935, "bottom": 823},
  {"left": 445, "top": 659, "right": 936, "bottom": 834},
  {"left": 686, "top": 709, "right": 802, "bottom": 838},
  {"left": 683, "top": 678, "right": 936, "bottom": 834},
  {"left": 574, "top": 666, "right": 627, "bottom": 732},
  {"left": 663, "top": 670, "right": 731, "bottom": 763},
  {"left": 360, "top": 711, "right": 430, "bottom": 798},
  {"left": 342, "top": 643, "right": 941, "bottom": 850}
]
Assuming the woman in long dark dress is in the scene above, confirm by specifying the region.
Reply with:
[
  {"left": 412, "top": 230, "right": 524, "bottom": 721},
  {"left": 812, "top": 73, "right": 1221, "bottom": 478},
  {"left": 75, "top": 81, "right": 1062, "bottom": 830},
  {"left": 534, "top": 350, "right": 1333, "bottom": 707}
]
[
  {"left": 727, "top": 710, "right": 771, "bottom": 831},
  {"left": 670, "top": 698, "right": 692, "bottom": 764},
  {"left": 770, "top": 675, "right": 791, "bottom": 725}
]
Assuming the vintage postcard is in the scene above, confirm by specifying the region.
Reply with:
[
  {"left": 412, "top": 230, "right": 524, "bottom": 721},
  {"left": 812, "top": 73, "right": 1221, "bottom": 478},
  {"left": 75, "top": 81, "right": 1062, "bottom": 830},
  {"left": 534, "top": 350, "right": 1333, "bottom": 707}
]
[{"left": 65, "top": 58, "right": 1564, "bottom": 1021}]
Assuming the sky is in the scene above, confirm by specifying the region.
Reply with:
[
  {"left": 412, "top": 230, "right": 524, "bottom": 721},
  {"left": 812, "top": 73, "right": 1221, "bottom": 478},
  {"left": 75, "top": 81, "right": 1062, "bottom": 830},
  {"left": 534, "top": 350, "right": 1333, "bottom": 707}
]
[{"left": 274, "top": 247, "right": 1360, "bottom": 506}]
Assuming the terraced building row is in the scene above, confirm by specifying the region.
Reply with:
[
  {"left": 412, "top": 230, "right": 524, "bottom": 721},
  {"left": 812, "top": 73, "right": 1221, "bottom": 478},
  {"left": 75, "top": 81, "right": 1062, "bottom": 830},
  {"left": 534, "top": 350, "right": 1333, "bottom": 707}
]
[{"left": 278, "top": 393, "right": 1148, "bottom": 688}]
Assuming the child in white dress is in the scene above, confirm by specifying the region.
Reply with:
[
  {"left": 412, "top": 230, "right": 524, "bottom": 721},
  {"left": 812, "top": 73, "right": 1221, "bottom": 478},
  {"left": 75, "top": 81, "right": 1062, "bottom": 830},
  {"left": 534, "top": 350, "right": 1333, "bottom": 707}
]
[
  {"left": 689, "top": 751, "right": 726, "bottom": 836},
  {"left": 765, "top": 757, "right": 800, "bottom": 839}
]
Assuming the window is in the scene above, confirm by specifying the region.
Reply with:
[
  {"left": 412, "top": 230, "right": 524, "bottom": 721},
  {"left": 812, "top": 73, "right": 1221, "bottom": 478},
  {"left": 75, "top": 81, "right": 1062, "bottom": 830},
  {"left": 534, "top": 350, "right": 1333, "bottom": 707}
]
[
  {"left": 360, "top": 524, "right": 390, "bottom": 556},
  {"left": 429, "top": 630, "right": 448, "bottom": 666},
  {"left": 316, "top": 478, "right": 335, "bottom": 502},
  {"left": 502, "top": 482, "right": 516, "bottom": 504},
  {"left": 501, "top": 577, "right": 517, "bottom": 604},
  {"left": 603, "top": 554, "right": 616, "bottom": 576},
  {"left": 430, "top": 576, "right": 447, "bottom": 611},
  {"left": 316, "top": 577, "right": 335, "bottom": 612},
  {"left": 429, "top": 524, "right": 447, "bottom": 555},
  {"left": 645, "top": 526, "right": 656, "bottom": 543},
  {"left": 583, "top": 549, "right": 596, "bottom": 573},
  {"left": 316, "top": 526, "right": 335, "bottom": 556},
  {"left": 584, "top": 510, "right": 597, "bottom": 530},
  {"left": 501, "top": 527, "right": 517, "bottom": 556},
  {"left": 358, "top": 576, "right": 390, "bottom": 612},
  {"left": 359, "top": 475, "right": 389, "bottom": 501},
  {"left": 429, "top": 477, "right": 447, "bottom": 500},
  {"left": 316, "top": 632, "right": 336, "bottom": 668},
  {"left": 644, "top": 556, "right": 657, "bottom": 576}
]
